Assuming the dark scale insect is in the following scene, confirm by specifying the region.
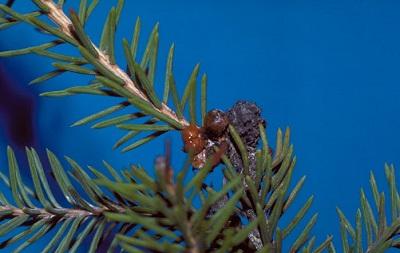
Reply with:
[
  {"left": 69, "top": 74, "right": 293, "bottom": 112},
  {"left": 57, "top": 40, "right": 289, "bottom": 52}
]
[{"left": 204, "top": 109, "right": 229, "bottom": 140}]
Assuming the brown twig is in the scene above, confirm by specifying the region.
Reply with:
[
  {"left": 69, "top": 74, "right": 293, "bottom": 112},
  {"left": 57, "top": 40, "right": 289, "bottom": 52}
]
[{"left": 0, "top": 205, "right": 117, "bottom": 219}]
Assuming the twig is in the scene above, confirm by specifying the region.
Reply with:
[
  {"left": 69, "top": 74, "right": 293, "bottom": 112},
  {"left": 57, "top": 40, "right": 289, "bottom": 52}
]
[{"left": 0, "top": 205, "right": 121, "bottom": 219}]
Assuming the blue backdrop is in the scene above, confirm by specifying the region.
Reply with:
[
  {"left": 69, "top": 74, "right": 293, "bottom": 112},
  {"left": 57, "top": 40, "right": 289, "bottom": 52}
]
[{"left": 1, "top": 0, "right": 400, "bottom": 252}]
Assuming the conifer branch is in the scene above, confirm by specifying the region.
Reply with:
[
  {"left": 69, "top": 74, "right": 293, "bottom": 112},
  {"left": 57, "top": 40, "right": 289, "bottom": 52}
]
[
  {"left": 39, "top": 0, "right": 188, "bottom": 127},
  {"left": 0, "top": 1, "right": 398, "bottom": 252},
  {"left": 0, "top": 127, "right": 334, "bottom": 252},
  {"left": 337, "top": 165, "right": 400, "bottom": 253},
  {"left": 0, "top": 0, "right": 204, "bottom": 151}
]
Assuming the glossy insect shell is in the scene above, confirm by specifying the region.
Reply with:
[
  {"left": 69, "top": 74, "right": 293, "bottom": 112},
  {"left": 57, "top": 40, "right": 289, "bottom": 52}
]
[
  {"left": 181, "top": 124, "right": 205, "bottom": 155},
  {"left": 204, "top": 109, "right": 229, "bottom": 139}
]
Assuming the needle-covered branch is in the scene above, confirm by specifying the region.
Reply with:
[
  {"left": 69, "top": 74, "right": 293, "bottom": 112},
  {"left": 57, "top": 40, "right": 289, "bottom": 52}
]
[
  {"left": 0, "top": 0, "right": 211, "bottom": 151},
  {"left": 0, "top": 1, "right": 398, "bottom": 253}
]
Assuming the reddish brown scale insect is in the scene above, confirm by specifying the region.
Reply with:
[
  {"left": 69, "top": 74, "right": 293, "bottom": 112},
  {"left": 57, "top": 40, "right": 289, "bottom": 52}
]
[
  {"left": 181, "top": 124, "right": 205, "bottom": 155},
  {"left": 204, "top": 109, "right": 229, "bottom": 140}
]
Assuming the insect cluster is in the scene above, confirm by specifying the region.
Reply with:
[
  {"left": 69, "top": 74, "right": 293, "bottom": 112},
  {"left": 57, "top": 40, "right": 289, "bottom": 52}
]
[{"left": 181, "top": 109, "right": 230, "bottom": 168}]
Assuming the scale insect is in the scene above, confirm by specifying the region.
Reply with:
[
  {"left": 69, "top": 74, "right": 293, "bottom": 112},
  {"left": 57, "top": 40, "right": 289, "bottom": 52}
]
[{"left": 181, "top": 109, "right": 230, "bottom": 168}]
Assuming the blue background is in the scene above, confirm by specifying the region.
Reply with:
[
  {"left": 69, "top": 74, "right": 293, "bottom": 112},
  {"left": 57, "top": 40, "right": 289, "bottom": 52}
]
[{"left": 1, "top": 0, "right": 400, "bottom": 252}]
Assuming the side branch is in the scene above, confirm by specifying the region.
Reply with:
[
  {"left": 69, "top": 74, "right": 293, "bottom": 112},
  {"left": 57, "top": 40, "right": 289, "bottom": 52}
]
[{"left": 0, "top": 205, "right": 106, "bottom": 219}]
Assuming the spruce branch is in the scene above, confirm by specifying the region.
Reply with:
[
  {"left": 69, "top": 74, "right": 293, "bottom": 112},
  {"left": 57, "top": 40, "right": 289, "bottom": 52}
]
[
  {"left": 0, "top": 146, "right": 234, "bottom": 252},
  {"left": 0, "top": 0, "right": 201, "bottom": 152},
  {"left": 336, "top": 164, "right": 400, "bottom": 253},
  {"left": 39, "top": 0, "right": 188, "bottom": 127},
  {"left": 0, "top": 147, "right": 126, "bottom": 252},
  {"left": 0, "top": 1, "right": 399, "bottom": 253},
  {"left": 0, "top": 125, "right": 334, "bottom": 252}
]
